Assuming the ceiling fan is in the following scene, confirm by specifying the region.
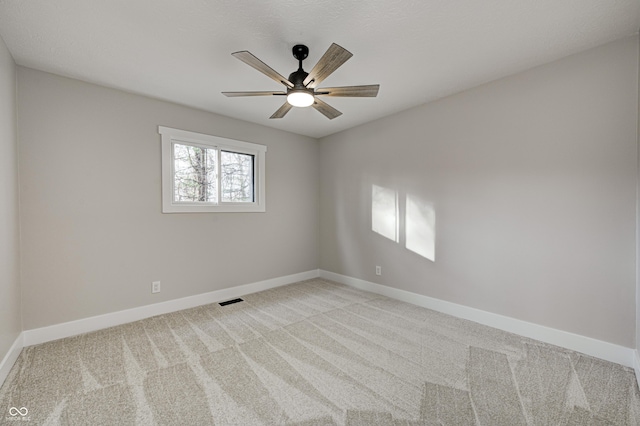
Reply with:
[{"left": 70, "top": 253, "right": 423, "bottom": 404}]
[{"left": 222, "top": 43, "right": 379, "bottom": 120}]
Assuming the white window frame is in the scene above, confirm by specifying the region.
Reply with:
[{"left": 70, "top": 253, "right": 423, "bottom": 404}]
[{"left": 159, "top": 126, "right": 266, "bottom": 213}]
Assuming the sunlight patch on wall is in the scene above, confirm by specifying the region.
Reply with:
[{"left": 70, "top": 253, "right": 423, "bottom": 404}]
[
  {"left": 371, "top": 184, "right": 399, "bottom": 242},
  {"left": 406, "top": 194, "right": 435, "bottom": 261},
  {"left": 371, "top": 185, "right": 436, "bottom": 262}
]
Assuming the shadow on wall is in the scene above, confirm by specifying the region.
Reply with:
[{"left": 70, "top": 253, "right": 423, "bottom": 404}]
[{"left": 371, "top": 184, "right": 435, "bottom": 261}]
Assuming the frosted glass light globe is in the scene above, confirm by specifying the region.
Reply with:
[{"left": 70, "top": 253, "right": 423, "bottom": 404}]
[{"left": 287, "top": 91, "right": 314, "bottom": 107}]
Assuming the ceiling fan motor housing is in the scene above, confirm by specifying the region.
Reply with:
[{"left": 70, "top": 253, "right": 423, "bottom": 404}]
[{"left": 288, "top": 70, "right": 310, "bottom": 89}]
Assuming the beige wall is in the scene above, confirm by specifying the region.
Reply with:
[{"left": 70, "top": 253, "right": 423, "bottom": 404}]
[
  {"left": 0, "top": 35, "right": 20, "bottom": 359},
  {"left": 637, "top": 35, "right": 640, "bottom": 355},
  {"left": 320, "top": 36, "right": 639, "bottom": 347},
  {"left": 17, "top": 67, "right": 319, "bottom": 330}
]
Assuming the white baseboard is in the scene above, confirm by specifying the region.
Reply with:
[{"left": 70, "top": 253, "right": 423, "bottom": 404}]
[
  {"left": 634, "top": 350, "right": 640, "bottom": 390},
  {"left": 15, "top": 268, "right": 637, "bottom": 372},
  {"left": 0, "top": 332, "right": 24, "bottom": 388},
  {"left": 320, "top": 270, "right": 635, "bottom": 369},
  {"left": 23, "top": 269, "right": 319, "bottom": 347}
]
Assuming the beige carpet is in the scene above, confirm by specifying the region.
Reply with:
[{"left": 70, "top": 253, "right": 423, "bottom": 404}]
[{"left": 1, "top": 278, "right": 639, "bottom": 425}]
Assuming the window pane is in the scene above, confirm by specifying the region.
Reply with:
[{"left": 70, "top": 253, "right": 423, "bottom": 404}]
[
  {"left": 173, "top": 143, "right": 217, "bottom": 203},
  {"left": 221, "top": 151, "right": 254, "bottom": 202}
]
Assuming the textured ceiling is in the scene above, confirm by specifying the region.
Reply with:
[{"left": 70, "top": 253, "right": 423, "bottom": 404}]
[{"left": 0, "top": 0, "right": 639, "bottom": 138}]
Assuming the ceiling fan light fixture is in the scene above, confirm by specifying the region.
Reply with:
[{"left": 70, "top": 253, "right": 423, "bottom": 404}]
[{"left": 287, "top": 90, "right": 314, "bottom": 107}]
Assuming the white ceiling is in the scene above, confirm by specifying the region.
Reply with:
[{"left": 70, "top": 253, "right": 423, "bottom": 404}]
[{"left": 0, "top": 1, "right": 639, "bottom": 139}]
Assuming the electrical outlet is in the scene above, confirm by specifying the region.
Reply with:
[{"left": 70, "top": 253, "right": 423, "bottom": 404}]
[
  {"left": 375, "top": 266, "right": 382, "bottom": 276},
  {"left": 152, "top": 281, "right": 161, "bottom": 294}
]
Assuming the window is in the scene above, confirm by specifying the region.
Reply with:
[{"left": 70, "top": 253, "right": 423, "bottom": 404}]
[{"left": 159, "top": 126, "right": 266, "bottom": 213}]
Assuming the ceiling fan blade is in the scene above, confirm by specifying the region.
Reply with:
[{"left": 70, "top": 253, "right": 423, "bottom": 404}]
[
  {"left": 232, "top": 51, "right": 294, "bottom": 88},
  {"left": 222, "top": 91, "right": 286, "bottom": 97},
  {"left": 270, "top": 102, "right": 293, "bottom": 119},
  {"left": 312, "top": 98, "right": 342, "bottom": 120},
  {"left": 315, "top": 84, "right": 380, "bottom": 97},
  {"left": 303, "top": 43, "right": 353, "bottom": 88}
]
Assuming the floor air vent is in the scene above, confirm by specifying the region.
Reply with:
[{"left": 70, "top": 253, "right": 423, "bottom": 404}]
[{"left": 219, "top": 298, "right": 244, "bottom": 306}]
